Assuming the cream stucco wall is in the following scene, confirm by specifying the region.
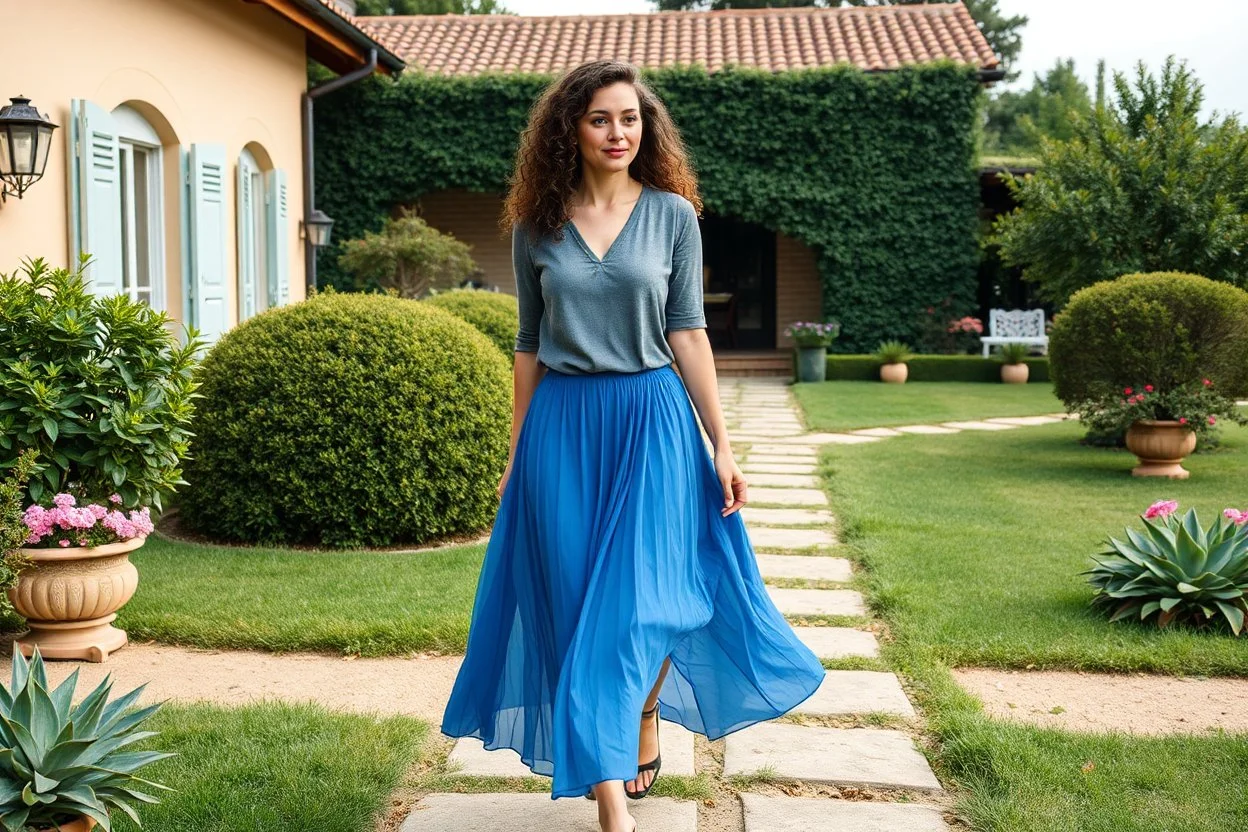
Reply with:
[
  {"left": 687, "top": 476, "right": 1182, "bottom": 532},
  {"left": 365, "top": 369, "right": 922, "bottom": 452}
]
[{"left": 0, "top": 0, "right": 308, "bottom": 328}]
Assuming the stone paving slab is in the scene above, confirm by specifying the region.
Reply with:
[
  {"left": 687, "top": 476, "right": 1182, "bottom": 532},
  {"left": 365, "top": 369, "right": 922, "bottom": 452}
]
[
  {"left": 400, "top": 793, "right": 696, "bottom": 832},
  {"left": 767, "top": 433, "right": 881, "bottom": 445},
  {"left": 893, "top": 424, "right": 962, "bottom": 435},
  {"left": 851, "top": 427, "right": 905, "bottom": 437},
  {"left": 983, "top": 415, "right": 1064, "bottom": 426},
  {"left": 449, "top": 722, "right": 696, "bottom": 778},
  {"left": 723, "top": 724, "right": 942, "bottom": 791},
  {"left": 742, "top": 454, "right": 819, "bottom": 466},
  {"left": 794, "top": 671, "right": 916, "bottom": 717},
  {"left": 741, "top": 794, "right": 949, "bottom": 832},
  {"left": 756, "top": 554, "right": 852, "bottom": 582},
  {"left": 732, "top": 428, "right": 807, "bottom": 438},
  {"left": 740, "top": 507, "right": 835, "bottom": 527},
  {"left": 792, "top": 626, "right": 879, "bottom": 659},
  {"left": 767, "top": 587, "right": 866, "bottom": 617},
  {"left": 750, "top": 526, "right": 837, "bottom": 550},
  {"left": 741, "top": 462, "right": 818, "bottom": 475},
  {"left": 744, "top": 472, "right": 821, "bottom": 488},
  {"left": 743, "top": 445, "right": 819, "bottom": 458},
  {"left": 940, "top": 420, "right": 1017, "bottom": 431},
  {"left": 749, "top": 487, "right": 828, "bottom": 506}
]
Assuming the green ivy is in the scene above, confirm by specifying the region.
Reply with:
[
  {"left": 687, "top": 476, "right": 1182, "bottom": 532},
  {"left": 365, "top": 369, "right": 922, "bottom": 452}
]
[{"left": 314, "top": 63, "right": 984, "bottom": 352}]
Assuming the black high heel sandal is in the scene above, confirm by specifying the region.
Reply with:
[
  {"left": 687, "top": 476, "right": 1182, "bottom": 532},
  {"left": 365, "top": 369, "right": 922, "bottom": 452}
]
[{"left": 624, "top": 703, "right": 662, "bottom": 800}]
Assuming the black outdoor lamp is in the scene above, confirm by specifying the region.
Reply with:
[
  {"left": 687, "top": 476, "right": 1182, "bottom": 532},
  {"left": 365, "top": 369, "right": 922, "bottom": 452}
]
[
  {"left": 0, "top": 96, "right": 58, "bottom": 202},
  {"left": 302, "top": 209, "right": 335, "bottom": 248}
]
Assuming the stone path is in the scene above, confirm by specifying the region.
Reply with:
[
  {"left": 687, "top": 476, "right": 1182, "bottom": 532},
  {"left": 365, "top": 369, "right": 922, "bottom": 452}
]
[{"left": 409, "top": 377, "right": 954, "bottom": 830}]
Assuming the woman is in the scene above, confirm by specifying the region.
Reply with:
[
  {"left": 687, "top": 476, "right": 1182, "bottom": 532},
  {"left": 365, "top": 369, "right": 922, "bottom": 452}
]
[{"left": 440, "top": 59, "right": 824, "bottom": 832}]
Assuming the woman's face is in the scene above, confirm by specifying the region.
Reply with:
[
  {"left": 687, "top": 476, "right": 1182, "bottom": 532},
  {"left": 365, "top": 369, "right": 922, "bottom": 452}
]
[{"left": 576, "top": 81, "right": 643, "bottom": 177}]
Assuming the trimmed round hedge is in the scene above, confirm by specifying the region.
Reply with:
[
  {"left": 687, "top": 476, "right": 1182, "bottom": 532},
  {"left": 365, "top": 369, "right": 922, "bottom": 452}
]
[
  {"left": 180, "top": 291, "right": 512, "bottom": 548},
  {"left": 1049, "top": 272, "right": 1248, "bottom": 407},
  {"left": 424, "top": 288, "right": 518, "bottom": 362}
]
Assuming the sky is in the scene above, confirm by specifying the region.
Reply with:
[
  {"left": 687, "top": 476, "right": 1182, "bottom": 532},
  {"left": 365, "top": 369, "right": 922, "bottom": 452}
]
[{"left": 501, "top": 0, "right": 1248, "bottom": 122}]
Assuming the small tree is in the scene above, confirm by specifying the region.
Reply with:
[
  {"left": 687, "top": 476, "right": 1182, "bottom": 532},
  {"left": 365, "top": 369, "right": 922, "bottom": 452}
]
[
  {"left": 338, "top": 210, "right": 478, "bottom": 299},
  {"left": 993, "top": 57, "right": 1248, "bottom": 305}
]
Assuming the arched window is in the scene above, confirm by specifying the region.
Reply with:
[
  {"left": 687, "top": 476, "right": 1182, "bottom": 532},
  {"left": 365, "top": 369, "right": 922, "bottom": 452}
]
[
  {"left": 236, "top": 143, "right": 290, "bottom": 323},
  {"left": 112, "top": 105, "right": 165, "bottom": 311}
]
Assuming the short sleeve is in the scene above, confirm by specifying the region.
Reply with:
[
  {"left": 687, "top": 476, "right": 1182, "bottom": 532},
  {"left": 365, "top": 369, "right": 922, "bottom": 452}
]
[
  {"left": 664, "top": 200, "right": 706, "bottom": 332},
  {"left": 512, "top": 224, "right": 543, "bottom": 352}
]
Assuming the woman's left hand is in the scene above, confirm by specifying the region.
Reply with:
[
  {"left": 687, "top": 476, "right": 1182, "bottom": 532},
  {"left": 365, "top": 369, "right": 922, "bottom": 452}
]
[{"left": 714, "top": 446, "right": 748, "bottom": 517}]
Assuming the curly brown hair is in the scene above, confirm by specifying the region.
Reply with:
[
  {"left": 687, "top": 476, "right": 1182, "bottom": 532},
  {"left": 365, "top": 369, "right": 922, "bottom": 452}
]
[{"left": 500, "top": 60, "right": 702, "bottom": 243}]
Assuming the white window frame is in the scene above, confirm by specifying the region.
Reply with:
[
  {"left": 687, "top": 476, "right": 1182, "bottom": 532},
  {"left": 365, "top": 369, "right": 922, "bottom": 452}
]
[{"left": 112, "top": 105, "right": 166, "bottom": 312}]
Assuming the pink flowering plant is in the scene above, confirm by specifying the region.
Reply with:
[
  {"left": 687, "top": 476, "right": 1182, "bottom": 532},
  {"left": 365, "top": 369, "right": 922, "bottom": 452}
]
[
  {"left": 1073, "top": 378, "right": 1248, "bottom": 438},
  {"left": 1084, "top": 500, "right": 1248, "bottom": 635},
  {"left": 20, "top": 491, "right": 154, "bottom": 550},
  {"left": 784, "top": 320, "right": 841, "bottom": 348}
]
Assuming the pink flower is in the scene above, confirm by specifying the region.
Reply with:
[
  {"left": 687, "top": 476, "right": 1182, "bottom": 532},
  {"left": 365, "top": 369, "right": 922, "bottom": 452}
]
[
  {"left": 88, "top": 503, "right": 108, "bottom": 520},
  {"left": 1224, "top": 508, "right": 1248, "bottom": 525},
  {"left": 1144, "top": 500, "right": 1179, "bottom": 520},
  {"left": 1124, "top": 387, "right": 1133, "bottom": 395},
  {"left": 1179, "top": 417, "right": 1188, "bottom": 425},
  {"left": 108, "top": 493, "right": 123, "bottom": 505},
  {"left": 52, "top": 493, "right": 76, "bottom": 509},
  {"left": 1203, "top": 378, "right": 1212, "bottom": 387},
  {"left": 1209, "top": 416, "right": 1217, "bottom": 426},
  {"left": 1144, "top": 385, "right": 1154, "bottom": 393},
  {"left": 58, "top": 539, "right": 71, "bottom": 548}
]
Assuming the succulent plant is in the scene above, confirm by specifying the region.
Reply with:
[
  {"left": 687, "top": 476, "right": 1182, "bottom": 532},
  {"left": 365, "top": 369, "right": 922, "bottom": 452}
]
[
  {"left": 0, "top": 645, "right": 177, "bottom": 831},
  {"left": 874, "top": 340, "right": 913, "bottom": 365},
  {"left": 1085, "top": 503, "right": 1248, "bottom": 635}
]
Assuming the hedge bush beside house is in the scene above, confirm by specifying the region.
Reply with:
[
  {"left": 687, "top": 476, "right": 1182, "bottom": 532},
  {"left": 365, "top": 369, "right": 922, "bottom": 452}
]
[
  {"left": 179, "top": 291, "right": 512, "bottom": 548},
  {"left": 424, "top": 288, "right": 519, "bottom": 362},
  {"left": 313, "top": 63, "right": 983, "bottom": 352},
  {"left": 825, "top": 354, "right": 1051, "bottom": 383}
]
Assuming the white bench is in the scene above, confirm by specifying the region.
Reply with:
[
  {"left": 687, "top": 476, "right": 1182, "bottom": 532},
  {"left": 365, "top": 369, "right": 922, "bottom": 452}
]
[{"left": 980, "top": 308, "right": 1049, "bottom": 358}]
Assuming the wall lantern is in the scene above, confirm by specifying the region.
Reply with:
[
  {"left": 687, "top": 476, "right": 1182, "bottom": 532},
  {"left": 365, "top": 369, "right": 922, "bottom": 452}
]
[
  {"left": 0, "top": 96, "right": 58, "bottom": 202},
  {"left": 301, "top": 209, "right": 334, "bottom": 248}
]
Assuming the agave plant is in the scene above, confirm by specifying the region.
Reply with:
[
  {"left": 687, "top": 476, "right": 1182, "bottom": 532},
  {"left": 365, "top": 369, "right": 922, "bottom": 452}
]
[
  {"left": 1085, "top": 501, "right": 1248, "bottom": 635},
  {"left": 0, "top": 645, "right": 176, "bottom": 831}
]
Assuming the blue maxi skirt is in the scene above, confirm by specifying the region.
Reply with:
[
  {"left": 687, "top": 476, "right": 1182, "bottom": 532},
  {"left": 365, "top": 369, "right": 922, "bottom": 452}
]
[{"left": 440, "top": 363, "right": 824, "bottom": 799}]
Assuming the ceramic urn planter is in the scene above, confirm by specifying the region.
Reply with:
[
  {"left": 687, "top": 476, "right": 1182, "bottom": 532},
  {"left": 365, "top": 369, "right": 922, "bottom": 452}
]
[
  {"left": 1001, "top": 363, "right": 1029, "bottom": 384},
  {"left": 7, "top": 536, "right": 144, "bottom": 663},
  {"left": 1125, "top": 420, "right": 1197, "bottom": 479},
  {"left": 880, "top": 362, "right": 908, "bottom": 384},
  {"left": 33, "top": 817, "right": 96, "bottom": 832}
]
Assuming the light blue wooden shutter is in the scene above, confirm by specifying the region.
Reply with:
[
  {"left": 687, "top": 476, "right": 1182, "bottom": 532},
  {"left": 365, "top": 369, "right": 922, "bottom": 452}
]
[
  {"left": 70, "top": 100, "right": 124, "bottom": 295},
  {"left": 266, "top": 169, "right": 290, "bottom": 307},
  {"left": 188, "top": 144, "right": 229, "bottom": 342},
  {"left": 236, "top": 158, "right": 256, "bottom": 320}
]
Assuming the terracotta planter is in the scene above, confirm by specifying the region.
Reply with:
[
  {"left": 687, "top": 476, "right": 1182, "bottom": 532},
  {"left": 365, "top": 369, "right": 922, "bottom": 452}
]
[
  {"left": 32, "top": 815, "right": 96, "bottom": 832},
  {"left": 1125, "top": 420, "right": 1197, "bottom": 479},
  {"left": 8, "top": 536, "right": 143, "bottom": 663},
  {"left": 1001, "top": 363, "right": 1029, "bottom": 384},
  {"left": 880, "top": 362, "right": 908, "bottom": 384}
]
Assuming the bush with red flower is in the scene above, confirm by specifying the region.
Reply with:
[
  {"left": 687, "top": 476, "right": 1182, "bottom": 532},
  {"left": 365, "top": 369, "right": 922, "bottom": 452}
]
[{"left": 1074, "top": 377, "right": 1248, "bottom": 438}]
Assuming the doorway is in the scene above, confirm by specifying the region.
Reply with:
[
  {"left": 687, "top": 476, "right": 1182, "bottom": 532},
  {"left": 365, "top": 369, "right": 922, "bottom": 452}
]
[{"left": 699, "top": 214, "right": 776, "bottom": 350}]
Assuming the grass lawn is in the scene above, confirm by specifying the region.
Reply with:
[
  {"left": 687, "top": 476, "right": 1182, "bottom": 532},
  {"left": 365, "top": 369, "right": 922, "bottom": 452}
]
[
  {"left": 792, "top": 381, "right": 1062, "bottom": 431},
  {"left": 0, "top": 535, "right": 486, "bottom": 656},
  {"left": 113, "top": 699, "right": 428, "bottom": 831}
]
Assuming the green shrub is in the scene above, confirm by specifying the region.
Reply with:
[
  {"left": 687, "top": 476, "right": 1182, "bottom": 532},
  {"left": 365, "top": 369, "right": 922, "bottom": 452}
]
[
  {"left": 824, "top": 355, "right": 1050, "bottom": 383},
  {"left": 337, "top": 210, "right": 477, "bottom": 298},
  {"left": 424, "top": 288, "right": 518, "bottom": 362},
  {"left": 179, "top": 290, "right": 512, "bottom": 548},
  {"left": 0, "top": 449, "right": 37, "bottom": 618},
  {"left": 1048, "top": 272, "right": 1248, "bottom": 409},
  {"left": 0, "top": 257, "right": 203, "bottom": 509}
]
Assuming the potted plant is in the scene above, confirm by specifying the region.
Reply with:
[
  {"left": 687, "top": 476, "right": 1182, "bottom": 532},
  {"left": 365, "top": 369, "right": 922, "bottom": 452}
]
[
  {"left": 0, "top": 257, "right": 204, "bottom": 661},
  {"left": 0, "top": 644, "right": 177, "bottom": 830},
  {"left": 997, "top": 342, "right": 1031, "bottom": 383},
  {"left": 1073, "top": 379, "right": 1248, "bottom": 478},
  {"left": 875, "top": 340, "right": 913, "bottom": 384},
  {"left": 784, "top": 320, "right": 841, "bottom": 383}
]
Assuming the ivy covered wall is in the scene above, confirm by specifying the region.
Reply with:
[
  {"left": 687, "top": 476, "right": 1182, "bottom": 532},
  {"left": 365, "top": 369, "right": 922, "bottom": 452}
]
[{"left": 314, "top": 63, "right": 984, "bottom": 352}]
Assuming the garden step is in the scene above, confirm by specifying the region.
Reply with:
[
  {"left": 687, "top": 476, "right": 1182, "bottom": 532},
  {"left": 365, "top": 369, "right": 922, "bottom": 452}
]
[
  {"left": 741, "top": 795, "right": 949, "bottom": 832},
  {"left": 751, "top": 527, "right": 837, "bottom": 550},
  {"left": 893, "top": 424, "right": 962, "bottom": 434},
  {"left": 448, "top": 722, "right": 696, "bottom": 778},
  {"left": 851, "top": 427, "right": 905, "bottom": 437},
  {"left": 939, "top": 421, "right": 1017, "bottom": 431},
  {"left": 794, "top": 671, "right": 916, "bottom": 717},
  {"left": 767, "top": 587, "right": 867, "bottom": 617},
  {"left": 740, "top": 507, "right": 835, "bottom": 526},
  {"left": 741, "top": 462, "right": 818, "bottom": 475},
  {"left": 400, "top": 794, "right": 696, "bottom": 832},
  {"left": 743, "top": 472, "right": 821, "bottom": 488},
  {"left": 792, "top": 626, "right": 879, "bottom": 659},
  {"left": 749, "top": 487, "right": 828, "bottom": 506},
  {"left": 757, "top": 554, "right": 851, "bottom": 582},
  {"left": 722, "top": 723, "right": 941, "bottom": 791}
]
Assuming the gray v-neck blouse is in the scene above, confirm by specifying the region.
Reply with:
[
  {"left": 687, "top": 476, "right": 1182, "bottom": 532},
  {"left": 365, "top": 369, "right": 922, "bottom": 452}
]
[{"left": 511, "top": 184, "right": 707, "bottom": 375}]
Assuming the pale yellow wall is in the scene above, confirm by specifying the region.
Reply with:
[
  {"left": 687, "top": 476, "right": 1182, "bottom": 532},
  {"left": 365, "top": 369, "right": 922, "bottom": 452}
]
[{"left": 0, "top": 0, "right": 308, "bottom": 328}]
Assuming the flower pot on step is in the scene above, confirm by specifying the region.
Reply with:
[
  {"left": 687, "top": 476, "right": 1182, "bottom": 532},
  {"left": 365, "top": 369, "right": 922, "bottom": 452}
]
[
  {"left": 8, "top": 536, "right": 144, "bottom": 662},
  {"left": 1001, "top": 363, "right": 1029, "bottom": 384},
  {"left": 880, "top": 362, "right": 908, "bottom": 384},
  {"left": 1125, "top": 420, "right": 1197, "bottom": 479}
]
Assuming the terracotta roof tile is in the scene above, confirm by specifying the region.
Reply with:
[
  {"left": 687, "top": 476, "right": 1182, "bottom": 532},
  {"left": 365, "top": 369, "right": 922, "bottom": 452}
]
[{"left": 356, "top": 3, "right": 998, "bottom": 77}]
